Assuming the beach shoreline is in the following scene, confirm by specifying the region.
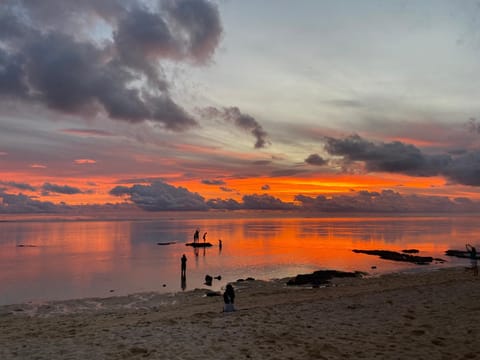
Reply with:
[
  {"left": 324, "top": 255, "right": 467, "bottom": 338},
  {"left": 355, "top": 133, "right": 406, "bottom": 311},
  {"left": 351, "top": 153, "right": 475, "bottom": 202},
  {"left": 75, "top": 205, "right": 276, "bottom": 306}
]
[{"left": 1, "top": 266, "right": 479, "bottom": 359}]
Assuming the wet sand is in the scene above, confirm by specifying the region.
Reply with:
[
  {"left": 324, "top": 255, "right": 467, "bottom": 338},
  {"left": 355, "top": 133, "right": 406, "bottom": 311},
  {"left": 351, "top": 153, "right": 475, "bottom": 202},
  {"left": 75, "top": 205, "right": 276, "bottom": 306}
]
[{"left": 0, "top": 267, "right": 479, "bottom": 359}]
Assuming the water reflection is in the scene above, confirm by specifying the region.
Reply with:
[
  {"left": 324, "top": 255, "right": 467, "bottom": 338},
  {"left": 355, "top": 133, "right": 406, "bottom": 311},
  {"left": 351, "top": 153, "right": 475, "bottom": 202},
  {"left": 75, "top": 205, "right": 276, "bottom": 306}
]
[
  {"left": 0, "top": 215, "right": 479, "bottom": 305},
  {"left": 181, "top": 274, "right": 186, "bottom": 291}
]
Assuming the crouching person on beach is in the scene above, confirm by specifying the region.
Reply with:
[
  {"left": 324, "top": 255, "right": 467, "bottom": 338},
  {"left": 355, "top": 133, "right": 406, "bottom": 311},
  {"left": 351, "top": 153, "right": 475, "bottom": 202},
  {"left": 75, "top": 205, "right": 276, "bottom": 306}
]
[{"left": 223, "top": 284, "right": 235, "bottom": 312}]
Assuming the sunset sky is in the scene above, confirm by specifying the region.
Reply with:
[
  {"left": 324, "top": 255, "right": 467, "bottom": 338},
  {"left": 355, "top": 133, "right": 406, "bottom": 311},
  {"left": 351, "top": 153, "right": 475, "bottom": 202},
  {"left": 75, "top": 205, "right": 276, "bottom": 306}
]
[{"left": 2, "top": 0, "right": 480, "bottom": 213}]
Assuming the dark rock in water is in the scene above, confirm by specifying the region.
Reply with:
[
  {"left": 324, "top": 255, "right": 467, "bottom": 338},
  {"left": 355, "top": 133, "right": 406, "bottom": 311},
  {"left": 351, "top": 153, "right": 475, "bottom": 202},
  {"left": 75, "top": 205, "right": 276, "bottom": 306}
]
[
  {"left": 287, "top": 270, "right": 363, "bottom": 286},
  {"left": 352, "top": 249, "right": 443, "bottom": 265},
  {"left": 186, "top": 242, "right": 213, "bottom": 248},
  {"left": 445, "top": 250, "right": 480, "bottom": 259},
  {"left": 214, "top": 275, "right": 222, "bottom": 280},
  {"left": 371, "top": 266, "right": 377, "bottom": 269},
  {"left": 204, "top": 275, "right": 213, "bottom": 286},
  {"left": 246, "top": 277, "right": 255, "bottom": 281},
  {"left": 157, "top": 242, "right": 175, "bottom": 246},
  {"left": 162, "top": 284, "right": 166, "bottom": 287},
  {"left": 402, "top": 249, "right": 419, "bottom": 254},
  {"left": 206, "top": 291, "right": 221, "bottom": 297},
  {"left": 17, "top": 244, "right": 37, "bottom": 247}
]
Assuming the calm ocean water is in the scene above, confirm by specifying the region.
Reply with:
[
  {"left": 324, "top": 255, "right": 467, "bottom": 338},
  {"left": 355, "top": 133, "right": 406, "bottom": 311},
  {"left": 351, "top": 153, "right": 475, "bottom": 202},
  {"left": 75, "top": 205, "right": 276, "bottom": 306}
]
[{"left": 0, "top": 213, "right": 478, "bottom": 306}]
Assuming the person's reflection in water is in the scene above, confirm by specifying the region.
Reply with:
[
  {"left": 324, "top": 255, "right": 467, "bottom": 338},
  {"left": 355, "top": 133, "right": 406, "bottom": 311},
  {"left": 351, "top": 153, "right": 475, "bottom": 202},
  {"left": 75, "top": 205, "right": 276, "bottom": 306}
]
[
  {"left": 181, "top": 273, "right": 186, "bottom": 291},
  {"left": 181, "top": 254, "right": 187, "bottom": 277},
  {"left": 194, "top": 247, "right": 199, "bottom": 268},
  {"left": 180, "top": 254, "right": 187, "bottom": 291}
]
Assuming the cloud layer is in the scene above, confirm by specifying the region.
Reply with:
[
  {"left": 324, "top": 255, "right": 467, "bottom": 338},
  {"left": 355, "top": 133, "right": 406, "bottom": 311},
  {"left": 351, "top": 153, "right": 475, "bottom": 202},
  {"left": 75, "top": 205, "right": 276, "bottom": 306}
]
[
  {"left": 110, "top": 181, "right": 208, "bottom": 211},
  {"left": 324, "top": 134, "right": 480, "bottom": 186},
  {"left": 0, "top": 0, "right": 222, "bottom": 130},
  {"left": 3, "top": 182, "right": 480, "bottom": 214}
]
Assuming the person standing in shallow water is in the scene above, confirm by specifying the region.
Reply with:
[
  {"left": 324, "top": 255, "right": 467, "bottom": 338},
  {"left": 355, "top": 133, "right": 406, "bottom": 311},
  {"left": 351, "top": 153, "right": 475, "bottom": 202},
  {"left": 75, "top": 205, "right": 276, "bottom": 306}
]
[
  {"left": 223, "top": 284, "right": 235, "bottom": 312},
  {"left": 203, "top": 232, "right": 207, "bottom": 243},
  {"left": 181, "top": 254, "right": 187, "bottom": 277},
  {"left": 193, "top": 229, "right": 199, "bottom": 244},
  {"left": 466, "top": 244, "right": 478, "bottom": 276}
]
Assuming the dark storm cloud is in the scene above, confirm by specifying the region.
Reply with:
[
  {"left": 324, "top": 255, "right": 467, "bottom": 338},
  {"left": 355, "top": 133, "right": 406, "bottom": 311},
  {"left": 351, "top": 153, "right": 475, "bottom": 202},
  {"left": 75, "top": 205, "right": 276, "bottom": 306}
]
[
  {"left": 206, "top": 198, "right": 242, "bottom": 210},
  {"left": 113, "top": 6, "right": 175, "bottom": 90},
  {"left": 161, "top": 0, "right": 223, "bottom": 63},
  {"left": 295, "top": 190, "right": 480, "bottom": 213},
  {"left": 201, "top": 179, "right": 226, "bottom": 186},
  {"left": 12, "top": 0, "right": 130, "bottom": 30},
  {"left": 0, "top": 181, "right": 36, "bottom": 191},
  {"left": 444, "top": 151, "right": 480, "bottom": 186},
  {"left": 242, "top": 194, "right": 294, "bottom": 210},
  {"left": 0, "top": 190, "right": 65, "bottom": 213},
  {"left": 305, "top": 153, "right": 327, "bottom": 166},
  {"left": 207, "top": 194, "right": 293, "bottom": 210},
  {"left": 325, "top": 134, "right": 450, "bottom": 176},
  {"left": 0, "top": 48, "right": 29, "bottom": 98},
  {"left": 0, "top": 0, "right": 222, "bottom": 131},
  {"left": 324, "top": 134, "right": 480, "bottom": 186},
  {"left": 109, "top": 181, "right": 208, "bottom": 211},
  {"left": 203, "top": 107, "right": 269, "bottom": 149},
  {"left": 42, "top": 182, "right": 83, "bottom": 195}
]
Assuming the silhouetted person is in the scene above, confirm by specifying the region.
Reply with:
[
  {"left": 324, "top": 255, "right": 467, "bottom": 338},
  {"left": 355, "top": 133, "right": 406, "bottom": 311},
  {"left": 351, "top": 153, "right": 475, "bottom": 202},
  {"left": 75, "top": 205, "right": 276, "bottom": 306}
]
[
  {"left": 219, "top": 239, "right": 222, "bottom": 249},
  {"left": 203, "top": 232, "right": 207, "bottom": 243},
  {"left": 193, "top": 229, "right": 199, "bottom": 244},
  {"left": 181, "top": 254, "right": 187, "bottom": 277},
  {"left": 223, "top": 284, "right": 235, "bottom": 312},
  {"left": 466, "top": 244, "right": 478, "bottom": 276}
]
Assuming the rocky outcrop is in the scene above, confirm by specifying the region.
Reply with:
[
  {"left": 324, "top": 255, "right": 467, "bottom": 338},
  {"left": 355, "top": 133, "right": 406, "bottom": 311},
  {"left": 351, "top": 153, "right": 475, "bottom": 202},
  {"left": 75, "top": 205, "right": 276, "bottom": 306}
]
[
  {"left": 286, "top": 270, "right": 363, "bottom": 286},
  {"left": 353, "top": 249, "right": 445, "bottom": 265}
]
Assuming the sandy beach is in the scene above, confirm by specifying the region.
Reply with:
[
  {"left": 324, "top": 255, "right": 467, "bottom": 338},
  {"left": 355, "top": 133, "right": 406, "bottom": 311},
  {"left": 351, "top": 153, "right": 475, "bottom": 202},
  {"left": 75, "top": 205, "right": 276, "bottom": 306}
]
[{"left": 0, "top": 267, "right": 479, "bottom": 360}]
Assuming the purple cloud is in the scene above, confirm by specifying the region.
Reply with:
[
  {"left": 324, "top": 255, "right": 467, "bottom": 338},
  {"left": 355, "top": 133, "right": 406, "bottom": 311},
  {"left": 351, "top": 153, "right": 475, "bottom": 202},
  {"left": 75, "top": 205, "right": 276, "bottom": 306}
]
[
  {"left": 324, "top": 134, "right": 480, "bottom": 186},
  {"left": 0, "top": 0, "right": 222, "bottom": 131},
  {"left": 305, "top": 154, "right": 327, "bottom": 166},
  {"left": 42, "top": 183, "right": 83, "bottom": 195},
  {"left": 201, "top": 179, "right": 226, "bottom": 186},
  {"left": 110, "top": 180, "right": 208, "bottom": 211},
  {"left": 0, "top": 181, "right": 36, "bottom": 191}
]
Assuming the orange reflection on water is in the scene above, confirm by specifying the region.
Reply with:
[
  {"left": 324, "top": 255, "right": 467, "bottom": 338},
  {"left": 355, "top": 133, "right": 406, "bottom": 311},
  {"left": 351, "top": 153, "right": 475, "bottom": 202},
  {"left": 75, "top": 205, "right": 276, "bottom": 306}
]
[
  {"left": 196, "top": 215, "right": 480, "bottom": 275},
  {"left": 1, "top": 214, "right": 479, "bottom": 305},
  {"left": 0, "top": 221, "right": 133, "bottom": 298}
]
